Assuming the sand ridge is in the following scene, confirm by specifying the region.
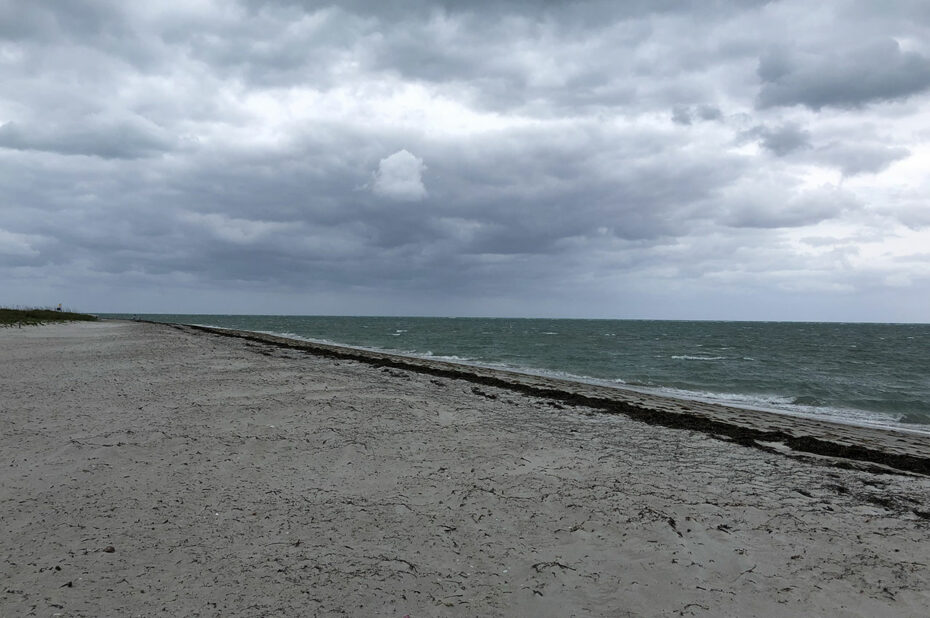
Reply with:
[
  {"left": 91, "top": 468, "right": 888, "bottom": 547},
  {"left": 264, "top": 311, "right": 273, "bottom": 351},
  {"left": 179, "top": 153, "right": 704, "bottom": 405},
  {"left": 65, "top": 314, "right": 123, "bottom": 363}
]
[{"left": 2, "top": 321, "right": 929, "bottom": 616}]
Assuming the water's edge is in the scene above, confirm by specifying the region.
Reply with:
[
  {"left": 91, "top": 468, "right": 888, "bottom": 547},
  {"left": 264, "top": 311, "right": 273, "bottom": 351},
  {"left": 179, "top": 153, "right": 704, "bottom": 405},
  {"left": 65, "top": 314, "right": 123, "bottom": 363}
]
[
  {"left": 105, "top": 314, "right": 930, "bottom": 433},
  {"left": 159, "top": 320, "right": 930, "bottom": 476}
]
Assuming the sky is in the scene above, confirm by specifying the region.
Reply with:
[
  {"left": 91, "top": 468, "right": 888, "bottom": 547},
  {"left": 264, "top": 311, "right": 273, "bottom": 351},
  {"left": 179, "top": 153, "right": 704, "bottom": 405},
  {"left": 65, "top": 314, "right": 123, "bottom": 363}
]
[{"left": 1, "top": 1, "right": 929, "bottom": 321}]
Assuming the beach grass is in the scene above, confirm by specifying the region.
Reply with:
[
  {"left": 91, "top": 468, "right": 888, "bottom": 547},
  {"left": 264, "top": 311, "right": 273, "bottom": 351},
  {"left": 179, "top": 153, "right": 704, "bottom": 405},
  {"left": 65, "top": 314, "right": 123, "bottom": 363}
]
[{"left": 0, "top": 307, "right": 97, "bottom": 327}]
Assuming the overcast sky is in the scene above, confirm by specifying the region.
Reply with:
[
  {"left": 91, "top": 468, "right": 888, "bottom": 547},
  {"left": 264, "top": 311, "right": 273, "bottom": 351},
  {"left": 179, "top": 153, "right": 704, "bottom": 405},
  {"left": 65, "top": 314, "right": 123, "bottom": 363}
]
[{"left": 2, "top": 1, "right": 929, "bottom": 321}]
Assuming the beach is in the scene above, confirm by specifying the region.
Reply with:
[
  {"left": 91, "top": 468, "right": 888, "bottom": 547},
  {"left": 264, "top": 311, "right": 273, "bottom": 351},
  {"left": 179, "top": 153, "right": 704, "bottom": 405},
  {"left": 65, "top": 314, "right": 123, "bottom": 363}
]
[{"left": 2, "top": 321, "right": 929, "bottom": 617}]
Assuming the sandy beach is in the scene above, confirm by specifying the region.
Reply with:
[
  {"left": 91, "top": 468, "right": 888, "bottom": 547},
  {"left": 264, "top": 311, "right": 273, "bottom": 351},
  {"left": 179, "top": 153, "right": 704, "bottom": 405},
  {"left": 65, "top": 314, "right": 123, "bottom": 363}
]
[{"left": 2, "top": 321, "right": 929, "bottom": 617}]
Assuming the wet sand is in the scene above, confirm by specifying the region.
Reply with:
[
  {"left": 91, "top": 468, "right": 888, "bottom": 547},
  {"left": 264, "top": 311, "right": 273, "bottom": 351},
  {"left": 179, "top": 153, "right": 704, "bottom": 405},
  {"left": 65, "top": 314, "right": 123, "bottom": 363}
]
[{"left": 2, "top": 320, "right": 929, "bottom": 617}]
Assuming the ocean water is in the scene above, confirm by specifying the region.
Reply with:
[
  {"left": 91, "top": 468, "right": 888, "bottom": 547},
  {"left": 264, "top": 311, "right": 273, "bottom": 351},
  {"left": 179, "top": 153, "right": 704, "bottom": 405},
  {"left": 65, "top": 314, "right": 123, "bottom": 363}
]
[{"left": 109, "top": 314, "right": 930, "bottom": 434}]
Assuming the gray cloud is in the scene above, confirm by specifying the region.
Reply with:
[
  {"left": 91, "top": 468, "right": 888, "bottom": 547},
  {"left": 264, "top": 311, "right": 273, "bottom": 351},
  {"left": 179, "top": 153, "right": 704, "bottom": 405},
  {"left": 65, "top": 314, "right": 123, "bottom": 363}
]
[
  {"left": 814, "top": 142, "right": 911, "bottom": 176},
  {"left": 0, "top": 1, "right": 124, "bottom": 43},
  {"left": 757, "top": 39, "right": 930, "bottom": 110},
  {"left": 0, "top": 117, "right": 176, "bottom": 159},
  {"left": 720, "top": 184, "right": 859, "bottom": 229},
  {"left": 696, "top": 105, "right": 722, "bottom": 121},
  {"left": 749, "top": 123, "right": 812, "bottom": 157},
  {"left": 671, "top": 106, "right": 692, "bottom": 125},
  {"left": 672, "top": 105, "right": 723, "bottom": 126}
]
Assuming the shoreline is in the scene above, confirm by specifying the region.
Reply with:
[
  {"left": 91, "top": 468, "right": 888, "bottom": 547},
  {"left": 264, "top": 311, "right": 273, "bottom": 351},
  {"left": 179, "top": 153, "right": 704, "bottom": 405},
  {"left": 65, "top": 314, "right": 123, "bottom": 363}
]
[
  {"left": 108, "top": 316, "right": 930, "bottom": 436},
  {"left": 170, "top": 321, "right": 930, "bottom": 476},
  {"left": 178, "top": 323, "right": 930, "bottom": 438},
  {"left": 105, "top": 315, "right": 930, "bottom": 440}
]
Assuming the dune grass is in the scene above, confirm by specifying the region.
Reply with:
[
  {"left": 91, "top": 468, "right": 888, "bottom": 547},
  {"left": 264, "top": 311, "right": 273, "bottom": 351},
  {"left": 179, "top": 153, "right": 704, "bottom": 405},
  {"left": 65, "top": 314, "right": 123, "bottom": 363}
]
[{"left": 0, "top": 307, "right": 98, "bottom": 327}]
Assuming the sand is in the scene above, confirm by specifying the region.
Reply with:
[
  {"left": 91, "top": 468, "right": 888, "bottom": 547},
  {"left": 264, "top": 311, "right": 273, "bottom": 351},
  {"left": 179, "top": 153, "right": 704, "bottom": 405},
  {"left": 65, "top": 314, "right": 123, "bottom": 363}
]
[{"left": 1, "top": 320, "right": 929, "bottom": 617}]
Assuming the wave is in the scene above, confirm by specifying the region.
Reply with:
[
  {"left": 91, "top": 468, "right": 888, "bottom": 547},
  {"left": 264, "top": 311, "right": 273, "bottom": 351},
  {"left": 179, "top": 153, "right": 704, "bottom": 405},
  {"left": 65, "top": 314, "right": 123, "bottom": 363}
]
[
  {"left": 671, "top": 355, "right": 726, "bottom": 361},
  {"left": 646, "top": 386, "right": 930, "bottom": 435},
  {"left": 791, "top": 395, "right": 823, "bottom": 406},
  {"left": 898, "top": 412, "right": 930, "bottom": 425}
]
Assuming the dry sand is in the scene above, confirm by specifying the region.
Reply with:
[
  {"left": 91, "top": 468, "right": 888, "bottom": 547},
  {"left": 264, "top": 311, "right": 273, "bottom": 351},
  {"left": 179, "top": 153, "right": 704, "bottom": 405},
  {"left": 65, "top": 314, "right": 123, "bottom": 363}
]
[{"left": 1, "top": 320, "right": 929, "bottom": 617}]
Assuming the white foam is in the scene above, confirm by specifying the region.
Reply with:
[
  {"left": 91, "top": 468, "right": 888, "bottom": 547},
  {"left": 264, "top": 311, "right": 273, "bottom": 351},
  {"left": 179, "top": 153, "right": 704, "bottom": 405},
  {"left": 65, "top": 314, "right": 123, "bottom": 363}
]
[{"left": 639, "top": 386, "right": 930, "bottom": 436}]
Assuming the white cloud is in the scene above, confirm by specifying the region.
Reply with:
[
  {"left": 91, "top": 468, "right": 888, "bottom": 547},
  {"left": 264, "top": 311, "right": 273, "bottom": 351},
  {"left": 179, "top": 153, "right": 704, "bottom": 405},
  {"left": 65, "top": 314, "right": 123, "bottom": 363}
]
[{"left": 371, "top": 149, "right": 427, "bottom": 202}]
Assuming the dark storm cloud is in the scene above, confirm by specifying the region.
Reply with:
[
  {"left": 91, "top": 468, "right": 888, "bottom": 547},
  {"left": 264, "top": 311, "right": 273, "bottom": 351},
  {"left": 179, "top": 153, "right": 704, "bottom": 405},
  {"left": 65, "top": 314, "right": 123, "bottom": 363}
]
[
  {"left": 1, "top": 116, "right": 747, "bottom": 293},
  {"left": 756, "top": 39, "right": 930, "bottom": 110}
]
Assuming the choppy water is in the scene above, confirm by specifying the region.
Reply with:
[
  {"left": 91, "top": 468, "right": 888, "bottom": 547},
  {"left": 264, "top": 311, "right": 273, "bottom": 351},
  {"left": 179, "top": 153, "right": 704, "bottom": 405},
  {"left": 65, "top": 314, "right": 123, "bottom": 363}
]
[{"left": 108, "top": 314, "right": 930, "bottom": 434}]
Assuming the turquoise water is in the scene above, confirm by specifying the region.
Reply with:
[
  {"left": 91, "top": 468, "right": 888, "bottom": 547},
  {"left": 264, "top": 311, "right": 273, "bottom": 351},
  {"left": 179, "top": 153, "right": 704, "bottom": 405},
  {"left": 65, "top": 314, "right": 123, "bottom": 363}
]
[{"left": 109, "top": 314, "right": 930, "bottom": 434}]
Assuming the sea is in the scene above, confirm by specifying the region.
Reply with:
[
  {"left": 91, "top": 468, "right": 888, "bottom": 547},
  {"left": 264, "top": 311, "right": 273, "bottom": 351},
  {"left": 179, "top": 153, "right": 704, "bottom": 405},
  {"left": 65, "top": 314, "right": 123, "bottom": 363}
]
[{"left": 106, "top": 315, "right": 930, "bottom": 435}]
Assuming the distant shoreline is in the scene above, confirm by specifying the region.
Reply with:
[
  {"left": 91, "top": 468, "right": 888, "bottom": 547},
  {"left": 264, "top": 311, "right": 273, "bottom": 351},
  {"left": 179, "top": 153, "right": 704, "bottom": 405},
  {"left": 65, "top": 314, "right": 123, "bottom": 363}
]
[
  {"left": 97, "top": 312, "right": 930, "bottom": 325},
  {"left": 154, "top": 320, "right": 930, "bottom": 476}
]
